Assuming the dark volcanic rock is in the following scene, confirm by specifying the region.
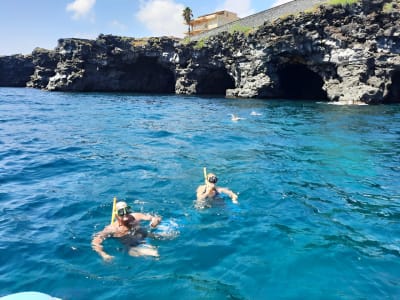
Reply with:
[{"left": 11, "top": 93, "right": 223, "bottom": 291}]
[
  {"left": 1, "top": 0, "right": 399, "bottom": 104},
  {"left": 0, "top": 55, "right": 34, "bottom": 87},
  {"left": 219, "top": 0, "right": 400, "bottom": 104},
  {"left": 35, "top": 35, "right": 179, "bottom": 93},
  {"left": 27, "top": 48, "right": 59, "bottom": 89}
]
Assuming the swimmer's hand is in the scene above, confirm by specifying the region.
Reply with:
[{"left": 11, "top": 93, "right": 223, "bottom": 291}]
[
  {"left": 101, "top": 253, "right": 114, "bottom": 262},
  {"left": 150, "top": 216, "right": 161, "bottom": 228},
  {"left": 232, "top": 194, "right": 239, "bottom": 204}
]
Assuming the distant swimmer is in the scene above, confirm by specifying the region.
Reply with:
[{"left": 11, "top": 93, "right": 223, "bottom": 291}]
[
  {"left": 196, "top": 172, "right": 238, "bottom": 208},
  {"left": 250, "top": 111, "right": 262, "bottom": 116},
  {"left": 92, "top": 201, "right": 162, "bottom": 261},
  {"left": 230, "top": 114, "right": 245, "bottom": 121}
]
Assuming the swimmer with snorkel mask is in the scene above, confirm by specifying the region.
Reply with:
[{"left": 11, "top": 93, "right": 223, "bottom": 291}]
[
  {"left": 91, "top": 200, "right": 161, "bottom": 261},
  {"left": 196, "top": 169, "right": 239, "bottom": 208}
]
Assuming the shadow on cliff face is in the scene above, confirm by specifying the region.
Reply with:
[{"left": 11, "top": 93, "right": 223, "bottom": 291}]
[
  {"left": 277, "top": 64, "right": 328, "bottom": 101},
  {"left": 196, "top": 68, "right": 235, "bottom": 95},
  {"left": 120, "top": 56, "right": 175, "bottom": 93},
  {"left": 103, "top": 56, "right": 175, "bottom": 93},
  {"left": 383, "top": 71, "right": 400, "bottom": 104}
]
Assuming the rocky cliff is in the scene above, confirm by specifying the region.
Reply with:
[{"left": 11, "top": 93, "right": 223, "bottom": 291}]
[
  {"left": 0, "top": 54, "right": 34, "bottom": 87},
  {"left": 0, "top": 0, "right": 399, "bottom": 104}
]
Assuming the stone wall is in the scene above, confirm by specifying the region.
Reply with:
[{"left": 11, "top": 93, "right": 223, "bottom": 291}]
[{"left": 190, "top": 0, "right": 328, "bottom": 41}]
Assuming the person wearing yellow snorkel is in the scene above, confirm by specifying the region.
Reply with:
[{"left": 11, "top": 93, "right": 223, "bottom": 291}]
[
  {"left": 196, "top": 172, "right": 238, "bottom": 208},
  {"left": 91, "top": 201, "right": 161, "bottom": 261}
]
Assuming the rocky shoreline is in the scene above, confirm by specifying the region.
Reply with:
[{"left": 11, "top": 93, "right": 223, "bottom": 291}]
[{"left": 1, "top": 0, "right": 399, "bottom": 104}]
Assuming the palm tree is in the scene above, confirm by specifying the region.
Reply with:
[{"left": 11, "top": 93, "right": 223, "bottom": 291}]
[{"left": 182, "top": 7, "right": 193, "bottom": 36}]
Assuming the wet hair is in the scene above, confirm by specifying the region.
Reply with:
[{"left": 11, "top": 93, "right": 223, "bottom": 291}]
[{"left": 207, "top": 175, "right": 218, "bottom": 184}]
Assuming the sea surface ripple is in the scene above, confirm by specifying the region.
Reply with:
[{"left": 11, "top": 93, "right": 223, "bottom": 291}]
[{"left": 0, "top": 88, "right": 399, "bottom": 299}]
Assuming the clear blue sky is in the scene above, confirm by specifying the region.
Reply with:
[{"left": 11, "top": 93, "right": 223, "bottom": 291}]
[{"left": 0, "top": 0, "right": 291, "bottom": 55}]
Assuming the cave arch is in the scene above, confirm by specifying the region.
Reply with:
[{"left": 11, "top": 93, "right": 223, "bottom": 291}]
[
  {"left": 277, "top": 64, "right": 328, "bottom": 100},
  {"left": 118, "top": 56, "right": 175, "bottom": 93},
  {"left": 384, "top": 71, "right": 400, "bottom": 103},
  {"left": 196, "top": 68, "right": 235, "bottom": 95}
]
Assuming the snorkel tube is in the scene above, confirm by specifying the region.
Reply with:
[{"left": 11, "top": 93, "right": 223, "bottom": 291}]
[
  {"left": 110, "top": 196, "right": 117, "bottom": 225},
  {"left": 203, "top": 167, "right": 207, "bottom": 184}
]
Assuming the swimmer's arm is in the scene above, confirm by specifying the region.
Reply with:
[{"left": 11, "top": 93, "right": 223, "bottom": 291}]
[
  {"left": 91, "top": 225, "right": 115, "bottom": 261},
  {"left": 196, "top": 185, "right": 208, "bottom": 201},
  {"left": 217, "top": 187, "right": 239, "bottom": 204},
  {"left": 133, "top": 213, "right": 161, "bottom": 228},
  {"left": 196, "top": 184, "right": 216, "bottom": 200}
]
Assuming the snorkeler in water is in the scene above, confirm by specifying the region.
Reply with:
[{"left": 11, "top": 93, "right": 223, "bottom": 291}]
[
  {"left": 196, "top": 172, "right": 238, "bottom": 208},
  {"left": 91, "top": 201, "right": 162, "bottom": 261}
]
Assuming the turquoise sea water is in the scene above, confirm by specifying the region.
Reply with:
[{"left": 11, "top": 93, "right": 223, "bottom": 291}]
[{"left": 0, "top": 88, "right": 399, "bottom": 299}]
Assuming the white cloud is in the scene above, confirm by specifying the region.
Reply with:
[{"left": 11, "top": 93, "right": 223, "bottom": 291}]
[
  {"left": 136, "top": 0, "right": 186, "bottom": 38},
  {"left": 66, "top": 0, "right": 96, "bottom": 20},
  {"left": 272, "top": 0, "right": 293, "bottom": 7},
  {"left": 216, "top": 0, "right": 254, "bottom": 18}
]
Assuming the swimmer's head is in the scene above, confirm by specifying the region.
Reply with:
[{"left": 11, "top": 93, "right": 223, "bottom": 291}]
[
  {"left": 207, "top": 173, "right": 218, "bottom": 184},
  {"left": 115, "top": 201, "right": 132, "bottom": 217},
  {"left": 115, "top": 201, "right": 136, "bottom": 225}
]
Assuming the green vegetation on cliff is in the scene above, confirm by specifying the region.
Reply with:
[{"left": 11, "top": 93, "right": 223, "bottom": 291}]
[
  {"left": 383, "top": 0, "right": 400, "bottom": 12},
  {"left": 327, "top": 0, "right": 360, "bottom": 6},
  {"left": 229, "top": 24, "right": 253, "bottom": 36},
  {"left": 194, "top": 38, "right": 206, "bottom": 49}
]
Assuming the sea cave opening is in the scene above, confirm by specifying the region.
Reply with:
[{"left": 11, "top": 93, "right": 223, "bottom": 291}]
[
  {"left": 119, "top": 56, "right": 175, "bottom": 93},
  {"left": 196, "top": 68, "right": 235, "bottom": 96},
  {"left": 384, "top": 71, "right": 400, "bottom": 103},
  {"left": 277, "top": 64, "right": 328, "bottom": 101}
]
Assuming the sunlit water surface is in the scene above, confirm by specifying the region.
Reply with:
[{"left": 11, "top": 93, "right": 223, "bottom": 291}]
[{"left": 0, "top": 88, "right": 399, "bottom": 299}]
